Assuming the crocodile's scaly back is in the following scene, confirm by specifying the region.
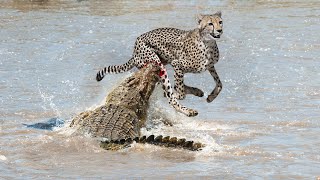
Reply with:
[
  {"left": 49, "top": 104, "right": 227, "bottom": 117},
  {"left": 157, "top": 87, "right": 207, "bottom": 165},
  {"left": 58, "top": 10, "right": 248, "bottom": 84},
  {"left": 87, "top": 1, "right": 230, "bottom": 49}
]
[
  {"left": 70, "top": 63, "right": 160, "bottom": 141},
  {"left": 70, "top": 104, "right": 140, "bottom": 140}
]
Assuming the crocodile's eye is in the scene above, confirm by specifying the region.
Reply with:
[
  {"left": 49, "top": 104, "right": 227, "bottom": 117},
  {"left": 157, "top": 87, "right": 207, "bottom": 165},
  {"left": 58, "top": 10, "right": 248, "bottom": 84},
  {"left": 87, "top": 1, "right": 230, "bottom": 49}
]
[{"left": 208, "top": 22, "right": 213, "bottom": 26}]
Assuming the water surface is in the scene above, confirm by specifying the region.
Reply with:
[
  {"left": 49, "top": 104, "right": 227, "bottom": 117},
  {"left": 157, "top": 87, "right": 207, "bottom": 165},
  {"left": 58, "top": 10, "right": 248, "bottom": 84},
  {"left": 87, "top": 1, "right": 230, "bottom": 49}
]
[{"left": 0, "top": 0, "right": 320, "bottom": 179}]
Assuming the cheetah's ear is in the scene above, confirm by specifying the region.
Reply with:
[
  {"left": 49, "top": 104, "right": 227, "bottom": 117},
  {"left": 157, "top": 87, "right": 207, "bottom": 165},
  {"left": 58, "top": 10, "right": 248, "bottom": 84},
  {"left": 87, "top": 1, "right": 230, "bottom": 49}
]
[
  {"left": 214, "top": 11, "right": 222, "bottom": 18},
  {"left": 196, "top": 14, "right": 205, "bottom": 24}
]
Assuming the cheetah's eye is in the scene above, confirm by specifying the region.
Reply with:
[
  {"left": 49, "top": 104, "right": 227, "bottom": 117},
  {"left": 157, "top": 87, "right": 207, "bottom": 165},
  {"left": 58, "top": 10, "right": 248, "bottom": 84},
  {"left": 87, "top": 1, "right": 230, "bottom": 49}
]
[{"left": 208, "top": 23, "right": 213, "bottom": 26}]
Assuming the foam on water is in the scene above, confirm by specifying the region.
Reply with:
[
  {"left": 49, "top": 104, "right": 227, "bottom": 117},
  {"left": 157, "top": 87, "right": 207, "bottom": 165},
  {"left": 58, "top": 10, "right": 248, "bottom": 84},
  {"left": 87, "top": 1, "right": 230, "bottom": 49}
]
[{"left": 0, "top": 155, "right": 7, "bottom": 161}]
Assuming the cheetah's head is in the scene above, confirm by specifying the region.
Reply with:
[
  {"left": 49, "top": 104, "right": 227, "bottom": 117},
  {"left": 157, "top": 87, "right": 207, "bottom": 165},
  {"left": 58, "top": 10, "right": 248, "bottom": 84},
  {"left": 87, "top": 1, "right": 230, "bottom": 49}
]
[{"left": 197, "top": 12, "right": 223, "bottom": 39}]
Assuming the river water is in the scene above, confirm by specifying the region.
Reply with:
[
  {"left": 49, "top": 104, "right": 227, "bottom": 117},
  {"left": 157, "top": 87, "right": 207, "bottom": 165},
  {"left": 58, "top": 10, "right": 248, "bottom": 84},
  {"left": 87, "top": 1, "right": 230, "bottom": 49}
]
[{"left": 1, "top": 0, "right": 319, "bottom": 179}]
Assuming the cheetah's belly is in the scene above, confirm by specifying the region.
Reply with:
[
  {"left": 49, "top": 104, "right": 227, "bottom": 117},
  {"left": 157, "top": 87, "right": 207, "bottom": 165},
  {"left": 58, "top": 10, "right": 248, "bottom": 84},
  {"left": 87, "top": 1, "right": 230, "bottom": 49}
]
[{"left": 179, "top": 54, "right": 209, "bottom": 73}]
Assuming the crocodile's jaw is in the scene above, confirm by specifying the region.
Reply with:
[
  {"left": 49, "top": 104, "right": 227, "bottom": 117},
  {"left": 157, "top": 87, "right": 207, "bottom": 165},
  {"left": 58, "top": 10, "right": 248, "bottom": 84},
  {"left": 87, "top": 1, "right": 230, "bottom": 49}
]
[{"left": 137, "top": 63, "right": 161, "bottom": 101}]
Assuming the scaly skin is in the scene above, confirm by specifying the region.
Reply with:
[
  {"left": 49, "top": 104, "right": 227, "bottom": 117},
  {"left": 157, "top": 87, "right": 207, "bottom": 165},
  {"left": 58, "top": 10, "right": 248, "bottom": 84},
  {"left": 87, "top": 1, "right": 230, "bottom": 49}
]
[{"left": 70, "top": 63, "right": 204, "bottom": 151}]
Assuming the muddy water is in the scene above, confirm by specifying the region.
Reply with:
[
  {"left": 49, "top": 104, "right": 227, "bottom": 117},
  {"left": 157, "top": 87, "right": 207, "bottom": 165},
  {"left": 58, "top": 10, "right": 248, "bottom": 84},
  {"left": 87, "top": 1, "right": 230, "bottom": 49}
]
[{"left": 1, "top": 0, "right": 320, "bottom": 179}]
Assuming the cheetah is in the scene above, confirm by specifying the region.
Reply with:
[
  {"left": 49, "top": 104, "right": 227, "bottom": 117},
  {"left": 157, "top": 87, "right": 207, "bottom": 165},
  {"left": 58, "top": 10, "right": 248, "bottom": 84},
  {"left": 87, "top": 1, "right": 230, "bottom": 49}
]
[{"left": 96, "top": 11, "right": 223, "bottom": 117}]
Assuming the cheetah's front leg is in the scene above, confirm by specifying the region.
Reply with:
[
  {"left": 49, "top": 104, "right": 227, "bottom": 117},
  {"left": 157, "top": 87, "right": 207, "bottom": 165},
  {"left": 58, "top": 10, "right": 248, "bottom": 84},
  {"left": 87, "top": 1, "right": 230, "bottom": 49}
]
[
  {"left": 207, "top": 66, "right": 222, "bottom": 103},
  {"left": 173, "top": 68, "right": 186, "bottom": 100}
]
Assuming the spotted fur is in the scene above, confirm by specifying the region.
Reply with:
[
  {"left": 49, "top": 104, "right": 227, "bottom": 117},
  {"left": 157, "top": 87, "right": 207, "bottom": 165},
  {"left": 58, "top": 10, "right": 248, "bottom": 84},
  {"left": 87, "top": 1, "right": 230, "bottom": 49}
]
[{"left": 96, "top": 12, "right": 224, "bottom": 116}]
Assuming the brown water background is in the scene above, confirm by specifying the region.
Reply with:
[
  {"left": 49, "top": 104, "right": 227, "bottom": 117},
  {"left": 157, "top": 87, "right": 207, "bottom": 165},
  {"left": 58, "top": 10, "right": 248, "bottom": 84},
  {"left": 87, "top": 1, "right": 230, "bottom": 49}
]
[{"left": 0, "top": 0, "right": 320, "bottom": 179}]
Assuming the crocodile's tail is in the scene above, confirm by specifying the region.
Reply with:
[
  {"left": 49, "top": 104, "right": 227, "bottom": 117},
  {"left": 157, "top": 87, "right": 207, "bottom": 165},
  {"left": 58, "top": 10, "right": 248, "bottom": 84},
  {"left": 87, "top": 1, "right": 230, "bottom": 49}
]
[{"left": 100, "top": 135, "right": 205, "bottom": 151}]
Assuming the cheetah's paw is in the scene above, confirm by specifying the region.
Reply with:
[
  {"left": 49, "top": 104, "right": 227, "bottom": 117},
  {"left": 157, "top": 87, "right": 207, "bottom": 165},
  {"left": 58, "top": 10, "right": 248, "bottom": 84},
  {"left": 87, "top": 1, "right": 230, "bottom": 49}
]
[
  {"left": 192, "top": 88, "right": 204, "bottom": 97},
  {"left": 206, "top": 94, "right": 218, "bottom": 103},
  {"left": 186, "top": 109, "right": 198, "bottom": 117}
]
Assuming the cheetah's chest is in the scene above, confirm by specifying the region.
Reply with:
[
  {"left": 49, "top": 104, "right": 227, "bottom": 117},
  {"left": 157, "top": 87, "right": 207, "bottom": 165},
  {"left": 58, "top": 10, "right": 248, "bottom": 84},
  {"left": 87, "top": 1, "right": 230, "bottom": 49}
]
[
  {"left": 193, "top": 41, "right": 219, "bottom": 72},
  {"left": 204, "top": 41, "right": 219, "bottom": 65}
]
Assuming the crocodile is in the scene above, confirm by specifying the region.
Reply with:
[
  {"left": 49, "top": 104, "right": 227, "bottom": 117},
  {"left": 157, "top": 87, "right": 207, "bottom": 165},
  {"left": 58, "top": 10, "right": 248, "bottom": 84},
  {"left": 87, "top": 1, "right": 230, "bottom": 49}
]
[{"left": 70, "top": 63, "right": 204, "bottom": 151}]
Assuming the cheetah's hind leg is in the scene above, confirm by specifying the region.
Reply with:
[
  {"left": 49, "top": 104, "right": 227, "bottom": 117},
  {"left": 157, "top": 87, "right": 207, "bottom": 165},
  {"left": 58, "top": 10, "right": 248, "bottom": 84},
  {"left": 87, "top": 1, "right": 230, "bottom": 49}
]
[
  {"left": 158, "top": 64, "right": 198, "bottom": 117},
  {"left": 185, "top": 85, "right": 204, "bottom": 97}
]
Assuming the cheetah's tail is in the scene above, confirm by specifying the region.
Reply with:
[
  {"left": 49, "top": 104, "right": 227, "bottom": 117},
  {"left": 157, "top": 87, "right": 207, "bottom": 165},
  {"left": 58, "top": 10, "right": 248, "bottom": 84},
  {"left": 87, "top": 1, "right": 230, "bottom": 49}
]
[
  {"left": 96, "top": 57, "right": 135, "bottom": 81},
  {"left": 100, "top": 135, "right": 205, "bottom": 151}
]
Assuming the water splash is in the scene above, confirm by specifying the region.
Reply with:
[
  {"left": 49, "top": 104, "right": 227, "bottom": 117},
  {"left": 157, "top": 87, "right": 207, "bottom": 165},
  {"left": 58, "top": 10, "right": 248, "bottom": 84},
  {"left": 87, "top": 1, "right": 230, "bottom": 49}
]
[{"left": 37, "top": 80, "right": 61, "bottom": 117}]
